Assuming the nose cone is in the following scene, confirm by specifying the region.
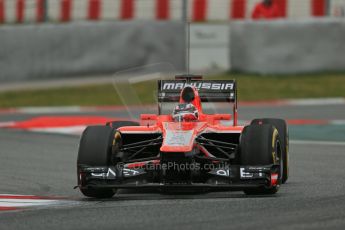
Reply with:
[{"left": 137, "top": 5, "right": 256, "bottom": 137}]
[{"left": 160, "top": 123, "right": 196, "bottom": 152}]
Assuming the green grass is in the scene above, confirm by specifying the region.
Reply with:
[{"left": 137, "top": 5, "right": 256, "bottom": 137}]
[
  {"left": 0, "top": 73, "right": 345, "bottom": 108},
  {"left": 217, "top": 73, "right": 345, "bottom": 100}
]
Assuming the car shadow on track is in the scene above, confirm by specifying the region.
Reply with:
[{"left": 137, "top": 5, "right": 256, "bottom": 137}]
[{"left": 78, "top": 189, "right": 279, "bottom": 202}]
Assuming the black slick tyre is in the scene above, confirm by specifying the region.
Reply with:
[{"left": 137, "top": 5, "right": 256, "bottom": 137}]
[
  {"left": 240, "top": 124, "right": 282, "bottom": 195},
  {"left": 251, "top": 118, "right": 289, "bottom": 183},
  {"left": 77, "top": 126, "right": 116, "bottom": 198}
]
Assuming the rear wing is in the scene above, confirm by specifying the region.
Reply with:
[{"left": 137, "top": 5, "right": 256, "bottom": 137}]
[
  {"left": 157, "top": 80, "right": 237, "bottom": 103},
  {"left": 157, "top": 77, "right": 238, "bottom": 126}
]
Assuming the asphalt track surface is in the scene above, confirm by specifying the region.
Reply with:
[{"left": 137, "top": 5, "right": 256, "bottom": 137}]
[{"left": 1, "top": 104, "right": 345, "bottom": 230}]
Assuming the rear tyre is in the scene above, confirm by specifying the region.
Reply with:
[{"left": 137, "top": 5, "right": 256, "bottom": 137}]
[
  {"left": 240, "top": 124, "right": 281, "bottom": 195},
  {"left": 251, "top": 118, "right": 289, "bottom": 183},
  {"left": 77, "top": 126, "right": 116, "bottom": 198}
]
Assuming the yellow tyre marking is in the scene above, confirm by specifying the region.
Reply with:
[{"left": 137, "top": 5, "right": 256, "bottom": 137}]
[
  {"left": 272, "top": 128, "right": 279, "bottom": 164},
  {"left": 113, "top": 131, "right": 121, "bottom": 146},
  {"left": 115, "top": 131, "right": 121, "bottom": 140}
]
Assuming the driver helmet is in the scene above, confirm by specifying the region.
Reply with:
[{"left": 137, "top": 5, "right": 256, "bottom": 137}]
[{"left": 172, "top": 103, "right": 199, "bottom": 122}]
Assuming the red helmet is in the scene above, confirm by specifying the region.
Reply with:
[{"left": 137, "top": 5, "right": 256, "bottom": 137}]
[{"left": 172, "top": 103, "right": 199, "bottom": 122}]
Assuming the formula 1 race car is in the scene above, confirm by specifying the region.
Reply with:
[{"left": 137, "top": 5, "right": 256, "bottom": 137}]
[{"left": 77, "top": 75, "right": 289, "bottom": 198}]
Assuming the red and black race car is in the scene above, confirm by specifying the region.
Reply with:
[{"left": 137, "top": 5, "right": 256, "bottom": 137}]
[{"left": 76, "top": 75, "right": 289, "bottom": 198}]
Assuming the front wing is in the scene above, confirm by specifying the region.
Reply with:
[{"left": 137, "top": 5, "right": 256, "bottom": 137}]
[{"left": 78, "top": 164, "right": 280, "bottom": 191}]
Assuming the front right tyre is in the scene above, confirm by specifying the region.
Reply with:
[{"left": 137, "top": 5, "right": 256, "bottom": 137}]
[
  {"left": 77, "top": 126, "right": 116, "bottom": 198},
  {"left": 251, "top": 118, "right": 289, "bottom": 183}
]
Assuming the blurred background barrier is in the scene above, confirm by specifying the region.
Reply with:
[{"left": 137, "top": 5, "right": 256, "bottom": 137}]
[
  {"left": 230, "top": 19, "right": 345, "bottom": 74},
  {"left": 0, "top": 21, "right": 185, "bottom": 82},
  {"left": 0, "top": 0, "right": 344, "bottom": 24},
  {"left": 190, "top": 24, "right": 230, "bottom": 72},
  {"left": 1, "top": 0, "right": 345, "bottom": 82}
]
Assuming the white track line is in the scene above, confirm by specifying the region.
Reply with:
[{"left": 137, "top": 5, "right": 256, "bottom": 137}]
[
  {"left": 29, "top": 126, "right": 87, "bottom": 135},
  {"left": 286, "top": 98, "right": 345, "bottom": 106},
  {"left": 0, "top": 199, "right": 61, "bottom": 207},
  {"left": 330, "top": 120, "right": 345, "bottom": 125},
  {"left": 0, "top": 121, "right": 16, "bottom": 127},
  {"left": 291, "top": 140, "right": 345, "bottom": 146},
  {"left": 18, "top": 106, "right": 84, "bottom": 114},
  {"left": 0, "top": 194, "right": 79, "bottom": 210},
  {"left": 0, "top": 194, "right": 64, "bottom": 208}
]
